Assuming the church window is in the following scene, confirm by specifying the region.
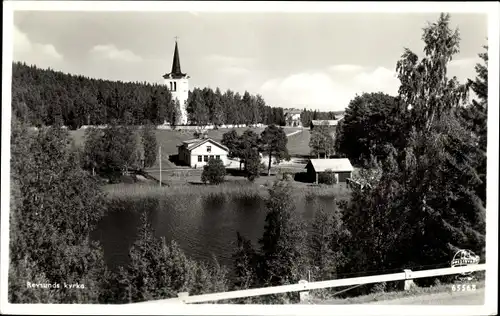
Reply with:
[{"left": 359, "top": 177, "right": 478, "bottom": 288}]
[{"left": 174, "top": 82, "right": 177, "bottom": 91}]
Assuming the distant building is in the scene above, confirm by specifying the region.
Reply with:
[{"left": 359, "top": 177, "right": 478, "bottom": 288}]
[
  {"left": 284, "top": 109, "right": 302, "bottom": 127},
  {"left": 163, "top": 39, "right": 190, "bottom": 125},
  {"left": 310, "top": 119, "right": 342, "bottom": 131},
  {"left": 305, "top": 158, "right": 354, "bottom": 184},
  {"left": 177, "top": 137, "right": 229, "bottom": 168}
]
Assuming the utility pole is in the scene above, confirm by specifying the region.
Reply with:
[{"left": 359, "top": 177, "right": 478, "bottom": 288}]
[{"left": 159, "top": 146, "right": 162, "bottom": 187}]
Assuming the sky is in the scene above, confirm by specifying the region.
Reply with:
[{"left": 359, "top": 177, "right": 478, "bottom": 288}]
[{"left": 12, "top": 10, "right": 488, "bottom": 111}]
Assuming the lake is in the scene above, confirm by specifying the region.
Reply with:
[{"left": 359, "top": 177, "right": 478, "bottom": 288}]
[{"left": 91, "top": 193, "right": 338, "bottom": 274}]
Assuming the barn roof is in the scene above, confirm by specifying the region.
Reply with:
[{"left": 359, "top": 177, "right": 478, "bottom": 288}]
[
  {"left": 306, "top": 158, "right": 354, "bottom": 173},
  {"left": 179, "top": 137, "right": 229, "bottom": 152}
]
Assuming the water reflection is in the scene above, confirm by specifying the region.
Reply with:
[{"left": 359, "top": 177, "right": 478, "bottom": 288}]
[{"left": 92, "top": 194, "right": 337, "bottom": 272}]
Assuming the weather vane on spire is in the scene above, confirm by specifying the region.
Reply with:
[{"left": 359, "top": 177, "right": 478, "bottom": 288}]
[{"left": 174, "top": 36, "right": 179, "bottom": 42}]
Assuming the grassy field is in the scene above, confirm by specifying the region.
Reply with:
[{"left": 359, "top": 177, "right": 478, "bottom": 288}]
[
  {"left": 286, "top": 128, "right": 311, "bottom": 157},
  {"left": 105, "top": 177, "right": 351, "bottom": 200}
]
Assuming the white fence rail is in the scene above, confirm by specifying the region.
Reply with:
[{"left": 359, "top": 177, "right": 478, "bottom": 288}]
[{"left": 134, "top": 264, "right": 486, "bottom": 305}]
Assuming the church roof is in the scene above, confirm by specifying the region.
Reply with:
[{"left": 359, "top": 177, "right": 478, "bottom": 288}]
[{"left": 163, "top": 40, "right": 187, "bottom": 79}]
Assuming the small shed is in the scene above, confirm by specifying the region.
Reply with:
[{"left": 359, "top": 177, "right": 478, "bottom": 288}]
[{"left": 305, "top": 158, "right": 354, "bottom": 184}]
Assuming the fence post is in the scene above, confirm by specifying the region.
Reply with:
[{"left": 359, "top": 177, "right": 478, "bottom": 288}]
[
  {"left": 403, "top": 269, "right": 416, "bottom": 291},
  {"left": 177, "top": 292, "right": 189, "bottom": 304},
  {"left": 298, "top": 279, "right": 310, "bottom": 303}
]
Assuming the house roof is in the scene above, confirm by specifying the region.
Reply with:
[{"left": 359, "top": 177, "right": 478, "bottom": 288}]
[
  {"left": 179, "top": 137, "right": 229, "bottom": 152},
  {"left": 306, "top": 158, "right": 354, "bottom": 173}
]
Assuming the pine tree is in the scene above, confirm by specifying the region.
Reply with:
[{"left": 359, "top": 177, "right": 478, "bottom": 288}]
[
  {"left": 141, "top": 122, "right": 158, "bottom": 169},
  {"left": 257, "top": 181, "right": 308, "bottom": 302}
]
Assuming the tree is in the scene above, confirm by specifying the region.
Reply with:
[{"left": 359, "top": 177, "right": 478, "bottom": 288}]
[
  {"left": 82, "top": 122, "right": 140, "bottom": 181},
  {"left": 255, "top": 95, "right": 267, "bottom": 125},
  {"left": 221, "top": 129, "right": 242, "bottom": 168},
  {"left": 169, "top": 99, "right": 181, "bottom": 127},
  {"left": 257, "top": 181, "right": 308, "bottom": 301},
  {"left": 309, "top": 126, "right": 335, "bottom": 159},
  {"left": 211, "top": 88, "right": 224, "bottom": 127},
  {"left": 81, "top": 127, "right": 104, "bottom": 176},
  {"left": 396, "top": 13, "right": 469, "bottom": 132},
  {"left": 9, "top": 120, "right": 107, "bottom": 303},
  {"left": 141, "top": 122, "right": 158, "bottom": 169},
  {"left": 260, "top": 125, "right": 289, "bottom": 176},
  {"left": 239, "top": 129, "right": 260, "bottom": 170},
  {"left": 334, "top": 92, "right": 403, "bottom": 166},
  {"left": 232, "top": 232, "right": 259, "bottom": 291},
  {"left": 309, "top": 206, "right": 350, "bottom": 281},
  {"left": 340, "top": 14, "right": 486, "bottom": 289},
  {"left": 201, "top": 158, "right": 227, "bottom": 185},
  {"left": 245, "top": 149, "right": 263, "bottom": 182},
  {"left": 114, "top": 211, "right": 229, "bottom": 303},
  {"left": 461, "top": 45, "right": 488, "bottom": 204},
  {"left": 187, "top": 88, "right": 209, "bottom": 126}
]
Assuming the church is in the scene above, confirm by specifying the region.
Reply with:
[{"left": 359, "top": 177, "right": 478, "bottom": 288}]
[{"left": 163, "top": 39, "right": 190, "bottom": 125}]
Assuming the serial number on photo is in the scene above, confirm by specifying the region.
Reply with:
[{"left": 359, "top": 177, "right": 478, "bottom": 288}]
[{"left": 451, "top": 284, "right": 477, "bottom": 292}]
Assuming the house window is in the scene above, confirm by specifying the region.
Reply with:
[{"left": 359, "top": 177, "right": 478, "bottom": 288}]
[
  {"left": 210, "top": 155, "right": 214, "bottom": 160},
  {"left": 198, "top": 155, "right": 202, "bottom": 162},
  {"left": 204, "top": 155, "right": 208, "bottom": 162},
  {"left": 206, "top": 146, "right": 212, "bottom": 153},
  {"left": 216, "top": 155, "right": 220, "bottom": 160}
]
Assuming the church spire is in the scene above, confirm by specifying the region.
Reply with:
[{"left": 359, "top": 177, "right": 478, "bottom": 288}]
[{"left": 164, "top": 38, "right": 187, "bottom": 79}]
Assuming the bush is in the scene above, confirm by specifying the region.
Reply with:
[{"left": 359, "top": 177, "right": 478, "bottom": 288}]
[
  {"left": 318, "top": 169, "right": 337, "bottom": 185},
  {"left": 201, "top": 158, "right": 227, "bottom": 185}
]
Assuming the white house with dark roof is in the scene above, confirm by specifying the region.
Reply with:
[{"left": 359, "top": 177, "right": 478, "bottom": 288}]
[
  {"left": 305, "top": 158, "right": 354, "bottom": 184},
  {"left": 284, "top": 109, "right": 302, "bottom": 127},
  {"left": 177, "top": 137, "right": 229, "bottom": 168}
]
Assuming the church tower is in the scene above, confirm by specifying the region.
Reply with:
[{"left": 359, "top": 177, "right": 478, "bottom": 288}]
[{"left": 163, "top": 39, "right": 189, "bottom": 125}]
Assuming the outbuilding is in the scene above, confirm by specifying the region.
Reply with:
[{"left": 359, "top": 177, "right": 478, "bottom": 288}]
[{"left": 305, "top": 158, "right": 354, "bottom": 184}]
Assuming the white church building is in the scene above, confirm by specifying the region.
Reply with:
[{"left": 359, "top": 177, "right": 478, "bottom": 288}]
[{"left": 163, "top": 40, "right": 190, "bottom": 125}]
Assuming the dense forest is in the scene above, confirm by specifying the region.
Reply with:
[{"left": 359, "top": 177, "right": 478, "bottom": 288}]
[{"left": 11, "top": 62, "right": 287, "bottom": 128}]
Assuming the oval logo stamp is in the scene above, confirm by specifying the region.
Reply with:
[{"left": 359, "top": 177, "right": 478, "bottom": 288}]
[{"left": 451, "top": 249, "right": 480, "bottom": 278}]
